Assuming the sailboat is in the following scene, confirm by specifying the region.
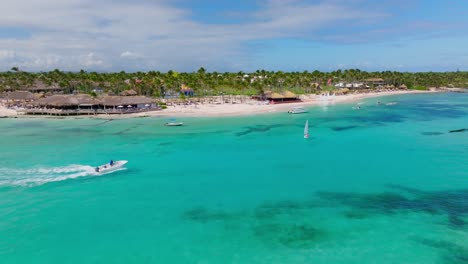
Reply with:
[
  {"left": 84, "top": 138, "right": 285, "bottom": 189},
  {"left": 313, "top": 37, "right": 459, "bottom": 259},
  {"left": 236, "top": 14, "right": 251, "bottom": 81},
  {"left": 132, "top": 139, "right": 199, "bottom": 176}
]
[{"left": 304, "top": 120, "right": 310, "bottom": 139}]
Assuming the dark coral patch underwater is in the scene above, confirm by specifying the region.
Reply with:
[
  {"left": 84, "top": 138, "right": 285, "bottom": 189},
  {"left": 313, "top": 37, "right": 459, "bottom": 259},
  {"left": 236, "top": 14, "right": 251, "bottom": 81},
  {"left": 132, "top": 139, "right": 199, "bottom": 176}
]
[
  {"left": 317, "top": 184, "right": 468, "bottom": 229},
  {"left": 253, "top": 223, "right": 328, "bottom": 249}
]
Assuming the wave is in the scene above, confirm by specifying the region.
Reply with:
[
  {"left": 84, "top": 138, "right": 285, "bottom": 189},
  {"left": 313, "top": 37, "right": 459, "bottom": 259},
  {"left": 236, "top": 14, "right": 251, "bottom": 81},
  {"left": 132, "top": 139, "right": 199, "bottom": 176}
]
[{"left": 0, "top": 164, "right": 124, "bottom": 187}]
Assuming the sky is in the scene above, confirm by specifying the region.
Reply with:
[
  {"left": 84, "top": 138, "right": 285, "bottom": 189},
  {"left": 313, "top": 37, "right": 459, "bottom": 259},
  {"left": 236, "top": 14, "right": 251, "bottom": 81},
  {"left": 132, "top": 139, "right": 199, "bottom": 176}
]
[{"left": 0, "top": 0, "right": 467, "bottom": 72}]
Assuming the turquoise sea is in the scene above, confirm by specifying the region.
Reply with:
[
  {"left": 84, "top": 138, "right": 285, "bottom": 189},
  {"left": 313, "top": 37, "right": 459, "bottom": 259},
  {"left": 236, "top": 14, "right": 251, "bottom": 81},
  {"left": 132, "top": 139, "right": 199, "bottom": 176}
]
[{"left": 0, "top": 93, "right": 467, "bottom": 263}]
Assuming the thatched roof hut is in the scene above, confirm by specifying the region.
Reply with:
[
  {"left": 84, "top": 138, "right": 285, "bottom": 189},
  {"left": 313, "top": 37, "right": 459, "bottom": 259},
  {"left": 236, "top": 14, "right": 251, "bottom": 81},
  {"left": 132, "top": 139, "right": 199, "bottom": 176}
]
[
  {"left": 27, "top": 80, "right": 63, "bottom": 93},
  {"left": 281, "top": 90, "right": 297, "bottom": 99},
  {"left": 33, "top": 94, "right": 99, "bottom": 107},
  {"left": 261, "top": 90, "right": 300, "bottom": 103},
  {"left": 32, "top": 94, "right": 155, "bottom": 109},
  {"left": 334, "top": 88, "right": 350, "bottom": 95},
  {"left": 399, "top": 84, "right": 408, "bottom": 89},
  {"left": 263, "top": 90, "right": 297, "bottom": 100},
  {"left": 5, "top": 91, "right": 35, "bottom": 101},
  {"left": 269, "top": 92, "right": 284, "bottom": 99},
  {"left": 120, "top": 89, "right": 138, "bottom": 96}
]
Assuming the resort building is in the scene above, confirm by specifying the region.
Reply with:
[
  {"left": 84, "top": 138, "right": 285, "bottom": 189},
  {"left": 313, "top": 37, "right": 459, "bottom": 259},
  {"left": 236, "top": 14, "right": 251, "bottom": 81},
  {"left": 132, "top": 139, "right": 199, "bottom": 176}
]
[
  {"left": 334, "top": 82, "right": 367, "bottom": 89},
  {"left": 365, "top": 78, "right": 385, "bottom": 87},
  {"left": 24, "top": 95, "right": 157, "bottom": 116},
  {"left": 256, "top": 90, "right": 300, "bottom": 104},
  {"left": 2, "top": 91, "right": 35, "bottom": 103},
  {"left": 181, "top": 84, "right": 194, "bottom": 96}
]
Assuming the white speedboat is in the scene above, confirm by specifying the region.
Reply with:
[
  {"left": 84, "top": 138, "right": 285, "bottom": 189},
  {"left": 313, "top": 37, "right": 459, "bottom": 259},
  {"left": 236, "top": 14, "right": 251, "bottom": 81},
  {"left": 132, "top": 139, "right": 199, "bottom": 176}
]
[
  {"left": 165, "top": 122, "right": 183, "bottom": 126},
  {"left": 386, "top": 102, "right": 398, "bottom": 106},
  {"left": 288, "top": 107, "right": 308, "bottom": 114},
  {"left": 95, "top": 160, "right": 128, "bottom": 174}
]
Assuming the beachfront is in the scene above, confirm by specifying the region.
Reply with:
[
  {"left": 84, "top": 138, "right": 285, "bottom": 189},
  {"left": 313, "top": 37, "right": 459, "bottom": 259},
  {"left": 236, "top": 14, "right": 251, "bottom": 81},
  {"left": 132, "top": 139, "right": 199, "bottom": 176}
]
[{"left": 1, "top": 90, "right": 436, "bottom": 119}]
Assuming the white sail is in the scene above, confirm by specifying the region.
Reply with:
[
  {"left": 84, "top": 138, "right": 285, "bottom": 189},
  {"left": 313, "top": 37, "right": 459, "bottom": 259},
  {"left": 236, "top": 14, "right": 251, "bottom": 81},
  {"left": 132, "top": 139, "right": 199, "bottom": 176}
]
[{"left": 304, "top": 120, "right": 309, "bottom": 139}]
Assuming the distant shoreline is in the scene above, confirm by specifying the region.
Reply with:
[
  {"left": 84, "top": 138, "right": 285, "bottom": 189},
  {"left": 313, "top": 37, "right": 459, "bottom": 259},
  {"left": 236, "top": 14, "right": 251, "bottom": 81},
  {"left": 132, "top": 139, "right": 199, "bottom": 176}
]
[{"left": 0, "top": 90, "right": 441, "bottom": 119}]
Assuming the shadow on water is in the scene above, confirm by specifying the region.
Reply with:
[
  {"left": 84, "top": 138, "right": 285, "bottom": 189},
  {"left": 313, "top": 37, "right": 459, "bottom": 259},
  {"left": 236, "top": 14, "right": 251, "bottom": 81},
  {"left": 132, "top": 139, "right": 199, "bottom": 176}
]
[
  {"left": 331, "top": 125, "right": 360, "bottom": 131},
  {"left": 253, "top": 223, "right": 328, "bottom": 249},
  {"left": 351, "top": 111, "right": 406, "bottom": 125},
  {"left": 5, "top": 120, "right": 47, "bottom": 129},
  {"left": 57, "top": 127, "right": 100, "bottom": 134},
  {"left": 319, "top": 97, "right": 468, "bottom": 132},
  {"left": 421, "top": 132, "right": 444, "bottom": 136},
  {"left": 113, "top": 125, "right": 141, "bottom": 135},
  {"left": 180, "top": 184, "right": 468, "bottom": 251},
  {"left": 181, "top": 200, "right": 329, "bottom": 249},
  {"left": 404, "top": 103, "right": 467, "bottom": 121},
  {"left": 236, "top": 124, "right": 300, "bottom": 137},
  {"left": 317, "top": 184, "right": 468, "bottom": 229},
  {"left": 181, "top": 207, "right": 233, "bottom": 222},
  {"left": 449, "top": 128, "right": 468, "bottom": 133},
  {"left": 92, "top": 119, "right": 114, "bottom": 126},
  {"left": 414, "top": 237, "right": 468, "bottom": 264},
  {"left": 254, "top": 200, "right": 313, "bottom": 219}
]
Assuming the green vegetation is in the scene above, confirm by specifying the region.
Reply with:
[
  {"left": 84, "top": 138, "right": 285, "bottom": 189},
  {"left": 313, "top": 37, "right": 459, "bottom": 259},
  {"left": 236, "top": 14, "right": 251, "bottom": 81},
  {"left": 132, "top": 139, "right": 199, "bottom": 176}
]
[
  {"left": 1, "top": 68, "right": 467, "bottom": 97},
  {"left": 411, "top": 85, "right": 428, "bottom": 91}
]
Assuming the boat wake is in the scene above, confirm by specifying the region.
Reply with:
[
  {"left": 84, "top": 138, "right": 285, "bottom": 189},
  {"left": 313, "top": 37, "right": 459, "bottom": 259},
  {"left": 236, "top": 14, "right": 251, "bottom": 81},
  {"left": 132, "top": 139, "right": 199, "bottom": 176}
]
[{"left": 0, "top": 164, "right": 124, "bottom": 187}]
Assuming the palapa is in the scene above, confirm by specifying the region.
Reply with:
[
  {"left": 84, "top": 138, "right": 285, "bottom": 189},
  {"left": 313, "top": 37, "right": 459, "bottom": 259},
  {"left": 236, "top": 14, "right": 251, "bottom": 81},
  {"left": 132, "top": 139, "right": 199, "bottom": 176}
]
[
  {"left": 281, "top": 90, "right": 297, "bottom": 99},
  {"left": 33, "top": 95, "right": 154, "bottom": 107},
  {"left": 119, "top": 89, "right": 138, "bottom": 96},
  {"left": 4, "top": 91, "right": 35, "bottom": 101}
]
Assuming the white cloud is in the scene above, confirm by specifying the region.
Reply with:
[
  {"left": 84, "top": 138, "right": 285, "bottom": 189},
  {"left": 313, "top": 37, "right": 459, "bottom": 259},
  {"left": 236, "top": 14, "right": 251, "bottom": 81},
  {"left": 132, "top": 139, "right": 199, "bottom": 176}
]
[
  {"left": 84, "top": 53, "right": 104, "bottom": 67},
  {"left": 0, "top": 0, "right": 388, "bottom": 71},
  {"left": 0, "top": 50, "right": 16, "bottom": 60},
  {"left": 120, "top": 51, "right": 142, "bottom": 59}
]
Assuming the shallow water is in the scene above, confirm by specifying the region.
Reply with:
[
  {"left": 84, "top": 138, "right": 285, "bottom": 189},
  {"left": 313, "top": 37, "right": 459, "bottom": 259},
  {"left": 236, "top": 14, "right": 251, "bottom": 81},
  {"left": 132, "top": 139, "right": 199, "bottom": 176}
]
[{"left": 0, "top": 93, "right": 467, "bottom": 263}]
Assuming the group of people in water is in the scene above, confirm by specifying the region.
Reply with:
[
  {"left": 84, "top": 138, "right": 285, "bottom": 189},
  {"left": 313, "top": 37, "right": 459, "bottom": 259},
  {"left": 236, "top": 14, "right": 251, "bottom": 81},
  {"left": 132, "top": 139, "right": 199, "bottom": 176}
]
[{"left": 95, "top": 160, "right": 114, "bottom": 173}]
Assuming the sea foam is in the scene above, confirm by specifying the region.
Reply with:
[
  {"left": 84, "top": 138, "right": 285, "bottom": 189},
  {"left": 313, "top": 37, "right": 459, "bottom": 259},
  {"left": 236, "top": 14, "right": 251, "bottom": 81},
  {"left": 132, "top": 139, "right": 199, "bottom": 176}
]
[{"left": 0, "top": 164, "right": 124, "bottom": 186}]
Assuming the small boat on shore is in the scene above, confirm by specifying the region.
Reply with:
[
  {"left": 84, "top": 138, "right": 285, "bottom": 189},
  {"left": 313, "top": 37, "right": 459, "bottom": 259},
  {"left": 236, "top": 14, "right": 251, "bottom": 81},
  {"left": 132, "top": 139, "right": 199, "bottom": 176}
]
[
  {"left": 288, "top": 107, "right": 308, "bottom": 114},
  {"left": 95, "top": 160, "right": 127, "bottom": 174}
]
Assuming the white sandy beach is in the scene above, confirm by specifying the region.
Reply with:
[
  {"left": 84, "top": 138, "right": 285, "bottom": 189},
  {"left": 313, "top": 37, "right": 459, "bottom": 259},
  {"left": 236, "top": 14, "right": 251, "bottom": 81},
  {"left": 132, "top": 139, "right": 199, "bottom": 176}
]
[
  {"left": 111, "top": 90, "right": 433, "bottom": 118},
  {"left": 1, "top": 90, "right": 435, "bottom": 119},
  {"left": 0, "top": 103, "right": 17, "bottom": 117}
]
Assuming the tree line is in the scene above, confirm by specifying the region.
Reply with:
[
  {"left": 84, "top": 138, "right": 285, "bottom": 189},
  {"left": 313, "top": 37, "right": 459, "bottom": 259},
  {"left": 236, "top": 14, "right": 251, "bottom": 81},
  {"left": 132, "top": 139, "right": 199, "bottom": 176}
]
[{"left": 1, "top": 67, "right": 467, "bottom": 97}]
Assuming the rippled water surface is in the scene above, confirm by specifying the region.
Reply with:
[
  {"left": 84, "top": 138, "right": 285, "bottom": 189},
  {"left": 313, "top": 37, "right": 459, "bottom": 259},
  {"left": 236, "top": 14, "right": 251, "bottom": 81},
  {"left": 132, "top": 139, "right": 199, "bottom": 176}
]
[{"left": 0, "top": 93, "right": 467, "bottom": 263}]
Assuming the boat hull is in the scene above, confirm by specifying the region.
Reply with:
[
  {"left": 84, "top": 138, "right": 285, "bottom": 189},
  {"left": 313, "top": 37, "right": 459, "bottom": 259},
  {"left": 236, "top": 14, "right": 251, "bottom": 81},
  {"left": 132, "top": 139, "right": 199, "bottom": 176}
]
[
  {"left": 165, "top": 122, "right": 183, "bottom": 126},
  {"left": 288, "top": 108, "right": 308, "bottom": 114},
  {"left": 96, "top": 160, "right": 127, "bottom": 174}
]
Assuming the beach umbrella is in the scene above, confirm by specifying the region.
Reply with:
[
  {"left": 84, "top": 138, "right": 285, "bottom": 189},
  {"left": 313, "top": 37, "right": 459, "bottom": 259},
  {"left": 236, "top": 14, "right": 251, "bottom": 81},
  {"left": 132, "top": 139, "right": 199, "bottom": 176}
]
[
  {"left": 127, "top": 105, "right": 132, "bottom": 108},
  {"left": 144, "top": 104, "right": 150, "bottom": 107},
  {"left": 117, "top": 105, "right": 124, "bottom": 108}
]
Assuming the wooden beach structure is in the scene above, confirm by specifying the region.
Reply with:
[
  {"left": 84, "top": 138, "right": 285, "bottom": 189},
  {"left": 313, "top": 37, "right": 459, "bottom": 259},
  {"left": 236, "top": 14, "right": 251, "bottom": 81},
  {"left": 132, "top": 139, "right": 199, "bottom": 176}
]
[
  {"left": 364, "top": 78, "right": 385, "bottom": 87},
  {"left": 254, "top": 90, "right": 301, "bottom": 104},
  {"left": 21, "top": 95, "right": 158, "bottom": 116},
  {"left": 26, "top": 80, "right": 64, "bottom": 94},
  {"left": 2, "top": 91, "right": 35, "bottom": 103}
]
